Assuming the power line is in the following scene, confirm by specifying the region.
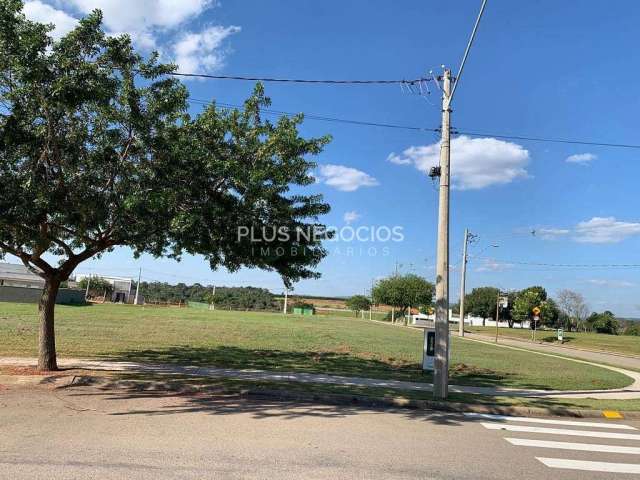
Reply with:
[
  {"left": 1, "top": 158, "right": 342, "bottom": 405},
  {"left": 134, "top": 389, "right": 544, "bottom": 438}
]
[
  {"left": 454, "top": 129, "right": 640, "bottom": 149},
  {"left": 169, "top": 72, "right": 433, "bottom": 85},
  {"left": 475, "top": 256, "right": 640, "bottom": 269},
  {"left": 189, "top": 98, "right": 437, "bottom": 132},
  {"left": 190, "top": 98, "right": 640, "bottom": 149},
  {"left": 450, "top": 0, "right": 488, "bottom": 102}
]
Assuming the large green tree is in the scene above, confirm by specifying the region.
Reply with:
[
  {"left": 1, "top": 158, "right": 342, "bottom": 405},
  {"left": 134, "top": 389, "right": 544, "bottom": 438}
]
[
  {"left": 0, "top": 3, "right": 331, "bottom": 370},
  {"left": 512, "top": 286, "right": 559, "bottom": 328},
  {"left": 586, "top": 311, "right": 620, "bottom": 335},
  {"left": 372, "top": 274, "right": 434, "bottom": 324},
  {"left": 465, "top": 287, "right": 499, "bottom": 326},
  {"left": 346, "top": 295, "right": 371, "bottom": 317}
]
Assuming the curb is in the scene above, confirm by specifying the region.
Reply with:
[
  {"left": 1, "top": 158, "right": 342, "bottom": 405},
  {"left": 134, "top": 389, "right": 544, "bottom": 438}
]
[{"left": 60, "top": 375, "right": 640, "bottom": 420}]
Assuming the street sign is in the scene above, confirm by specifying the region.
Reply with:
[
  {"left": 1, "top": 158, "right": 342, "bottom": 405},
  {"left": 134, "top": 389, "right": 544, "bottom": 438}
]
[
  {"left": 557, "top": 328, "right": 564, "bottom": 342},
  {"left": 498, "top": 295, "right": 509, "bottom": 308},
  {"left": 533, "top": 315, "right": 540, "bottom": 322},
  {"left": 532, "top": 306, "right": 541, "bottom": 316}
]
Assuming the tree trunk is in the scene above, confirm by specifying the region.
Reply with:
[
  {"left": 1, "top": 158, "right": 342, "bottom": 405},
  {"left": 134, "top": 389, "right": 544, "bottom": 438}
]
[
  {"left": 38, "top": 278, "right": 60, "bottom": 371},
  {"left": 482, "top": 317, "right": 486, "bottom": 327}
]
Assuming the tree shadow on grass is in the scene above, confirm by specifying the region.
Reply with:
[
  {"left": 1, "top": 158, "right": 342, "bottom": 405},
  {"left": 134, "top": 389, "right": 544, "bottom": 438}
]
[
  {"left": 100, "top": 345, "right": 558, "bottom": 391},
  {"left": 104, "top": 345, "right": 429, "bottom": 382}
]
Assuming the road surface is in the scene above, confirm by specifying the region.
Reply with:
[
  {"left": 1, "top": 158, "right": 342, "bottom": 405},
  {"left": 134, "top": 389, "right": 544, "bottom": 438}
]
[{"left": 1, "top": 384, "right": 639, "bottom": 479}]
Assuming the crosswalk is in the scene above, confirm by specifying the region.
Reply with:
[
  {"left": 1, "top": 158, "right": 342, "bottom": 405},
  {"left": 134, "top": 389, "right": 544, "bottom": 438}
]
[{"left": 466, "top": 412, "right": 640, "bottom": 475}]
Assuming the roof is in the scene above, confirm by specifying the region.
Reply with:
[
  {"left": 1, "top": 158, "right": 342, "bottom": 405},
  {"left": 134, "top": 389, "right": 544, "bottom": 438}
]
[{"left": 0, "top": 263, "right": 45, "bottom": 284}]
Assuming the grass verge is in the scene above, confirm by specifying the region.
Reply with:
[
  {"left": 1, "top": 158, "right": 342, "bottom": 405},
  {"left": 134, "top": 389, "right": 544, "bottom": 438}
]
[{"left": 0, "top": 302, "right": 633, "bottom": 391}]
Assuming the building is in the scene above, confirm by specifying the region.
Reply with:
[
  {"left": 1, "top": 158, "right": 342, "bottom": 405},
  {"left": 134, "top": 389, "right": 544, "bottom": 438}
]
[
  {"left": 75, "top": 274, "right": 133, "bottom": 303},
  {"left": 410, "top": 310, "right": 530, "bottom": 329},
  {"left": 0, "top": 263, "right": 45, "bottom": 289}
]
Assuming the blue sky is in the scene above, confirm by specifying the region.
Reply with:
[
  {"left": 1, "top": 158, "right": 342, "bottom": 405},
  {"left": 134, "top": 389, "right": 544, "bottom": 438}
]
[{"left": 17, "top": 0, "right": 640, "bottom": 315}]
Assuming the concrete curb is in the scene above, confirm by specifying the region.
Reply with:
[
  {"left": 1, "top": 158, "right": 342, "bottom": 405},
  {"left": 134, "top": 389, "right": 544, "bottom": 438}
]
[{"left": 58, "top": 374, "right": 640, "bottom": 420}]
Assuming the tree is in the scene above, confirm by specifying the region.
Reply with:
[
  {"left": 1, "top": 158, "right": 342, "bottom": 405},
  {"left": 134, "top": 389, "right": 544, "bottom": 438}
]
[
  {"left": 372, "top": 274, "right": 434, "bottom": 324},
  {"left": 501, "top": 291, "right": 520, "bottom": 328},
  {"left": 465, "top": 287, "right": 499, "bottom": 326},
  {"left": 77, "top": 276, "right": 113, "bottom": 298},
  {"left": 346, "top": 295, "right": 371, "bottom": 317},
  {"left": 586, "top": 311, "right": 620, "bottom": 335},
  {"left": 512, "top": 286, "right": 557, "bottom": 329},
  {"left": 0, "top": 4, "right": 331, "bottom": 370},
  {"left": 556, "top": 289, "right": 589, "bottom": 331},
  {"left": 624, "top": 322, "right": 640, "bottom": 336}
]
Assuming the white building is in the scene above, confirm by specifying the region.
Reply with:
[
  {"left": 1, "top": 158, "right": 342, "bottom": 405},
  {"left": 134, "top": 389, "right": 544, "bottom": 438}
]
[
  {"left": 0, "top": 263, "right": 45, "bottom": 289},
  {"left": 410, "top": 310, "right": 530, "bottom": 329},
  {"left": 75, "top": 274, "right": 133, "bottom": 303}
]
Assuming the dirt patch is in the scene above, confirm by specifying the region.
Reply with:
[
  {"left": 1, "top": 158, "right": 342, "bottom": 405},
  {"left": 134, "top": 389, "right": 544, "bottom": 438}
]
[{"left": 0, "top": 366, "right": 109, "bottom": 377}]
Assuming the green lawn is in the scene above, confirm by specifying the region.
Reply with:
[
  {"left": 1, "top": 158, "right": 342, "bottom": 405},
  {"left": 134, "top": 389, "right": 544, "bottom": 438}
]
[
  {"left": 0, "top": 302, "right": 632, "bottom": 391},
  {"left": 469, "top": 326, "right": 640, "bottom": 356}
]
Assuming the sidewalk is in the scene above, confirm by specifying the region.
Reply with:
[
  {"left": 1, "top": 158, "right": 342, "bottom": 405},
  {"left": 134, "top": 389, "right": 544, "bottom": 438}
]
[{"left": 2, "top": 355, "right": 640, "bottom": 400}]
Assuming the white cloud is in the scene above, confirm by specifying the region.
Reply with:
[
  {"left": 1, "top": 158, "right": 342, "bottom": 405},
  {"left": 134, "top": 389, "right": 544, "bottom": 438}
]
[
  {"left": 566, "top": 153, "right": 596, "bottom": 165},
  {"left": 536, "top": 228, "right": 570, "bottom": 240},
  {"left": 173, "top": 25, "right": 240, "bottom": 73},
  {"left": 586, "top": 279, "right": 636, "bottom": 288},
  {"left": 22, "top": 1, "right": 238, "bottom": 73},
  {"left": 23, "top": 1, "right": 78, "bottom": 39},
  {"left": 386, "top": 152, "right": 411, "bottom": 165},
  {"left": 343, "top": 211, "right": 361, "bottom": 224},
  {"left": 574, "top": 217, "right": 640, "bottom": 244},
  {"left": 317, "top": 165, "right": 379, "bottom": 192},
  {"left": 67, "top": 0, "right": 213, "bottom": 34},
  {"left": 388, "top": 136, "right": 530, "bottom": 190},
  {"left": 475, "top": 258, "right": 513, "bottom": 272}
]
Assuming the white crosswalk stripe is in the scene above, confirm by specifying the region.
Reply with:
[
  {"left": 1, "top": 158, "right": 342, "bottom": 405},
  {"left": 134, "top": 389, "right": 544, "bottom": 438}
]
[
  {"left": 536, "top": 457, "right": 640, "bottom": 474},
  {"left": 505, "top": 437, "right": 640, "bottom": 455},
  {"left": 480, "top": 422, "right": 640, "bottom": 440},
  {"left": 464, "top": 412, "right": 637, "bottom": 430},
  {"left": 471, "top": 413, "right": 640, "bottom": 475}
]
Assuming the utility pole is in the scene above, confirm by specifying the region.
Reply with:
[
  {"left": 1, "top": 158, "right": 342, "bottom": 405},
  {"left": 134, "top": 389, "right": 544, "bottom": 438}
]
[
  {"left": 495, "top": 292, "right": 500, "bottom": 343},
  {"left": 458, "top": 228, "right": 469, "bottom": 337},
  {"left": 210, "top": 285, "right": 216, "bottom": 310},
  {"left": 432, "top": 67, "right": 452, "bottom": 400},
  {"left": 134, "top": 267, "right": 141, "bottom": 305},
  {"left": 283, "top": 287, "right": 288, "bottom": 315},
  {"left": 84, "top": 275, "right": 91, "bottom": 300}
]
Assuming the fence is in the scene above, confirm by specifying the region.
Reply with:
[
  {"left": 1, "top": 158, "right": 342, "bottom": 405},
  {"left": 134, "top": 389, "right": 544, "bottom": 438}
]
[{"left": 0, "top": 286, "right": 85, "bottom": 305}]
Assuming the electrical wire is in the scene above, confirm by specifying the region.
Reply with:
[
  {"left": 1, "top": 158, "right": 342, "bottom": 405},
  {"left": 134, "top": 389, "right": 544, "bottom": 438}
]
[
  {"left": 190, "top": 98, "right": 640, "bottom": 149},
  {"left": 454, "top": 129, "right": 640, "bottom": 149},
  {"left": 190, "top": 98, "right": 437, "bottom": 132},
  {"left": 169, "top": 72, "right": 432, "bottom": 85},
  {"left": 474, "top": 256, "right": 640, "bottom": 269},
  {"left": 450, "top": 0, "right": 488, "bottom": 102}
]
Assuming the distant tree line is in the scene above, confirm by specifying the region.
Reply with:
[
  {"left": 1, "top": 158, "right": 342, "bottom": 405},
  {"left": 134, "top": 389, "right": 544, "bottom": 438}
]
[
  {"left": 460, "top": 285, "right": 638, "bottom": 335},
  {"left": 138, "top": 282, "right": 278, "bottom": 311}
]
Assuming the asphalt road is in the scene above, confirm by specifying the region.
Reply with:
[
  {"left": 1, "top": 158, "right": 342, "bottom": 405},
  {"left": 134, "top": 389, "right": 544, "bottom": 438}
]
[{"left": 2, "top": 385, "right": 640, "bottom": 479}]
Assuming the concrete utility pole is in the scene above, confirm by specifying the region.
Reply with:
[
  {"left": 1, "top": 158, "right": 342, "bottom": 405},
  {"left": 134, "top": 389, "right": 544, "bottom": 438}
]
[
  {"left": 283, "top": 287, "right": 288, "bottom": 315},
  {"left": 432, "top": 68, "right": 452, "bottom": 400},
  {"left": 458, "top": 228, "right": 469, "bottom": 337},
  {"left": 495, "top": 292, "right": 500, "bottom": 343},
  {"left": 84, "top": 275, "right": 91, "bottom": 300},
  {"left": 210, "top": 285, "right": 216, "bottom": 310},
  {"left": 134, "top": 267, "right": 141, "bottom": 305}
]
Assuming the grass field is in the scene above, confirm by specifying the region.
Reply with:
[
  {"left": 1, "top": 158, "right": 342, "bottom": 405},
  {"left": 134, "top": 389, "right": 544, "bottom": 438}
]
[
  {"left": 469, "top": 326, "right": 640, "bottom": 356},
  {"left": 0, "top": 302, "right": 632, "bottom": 391}
]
